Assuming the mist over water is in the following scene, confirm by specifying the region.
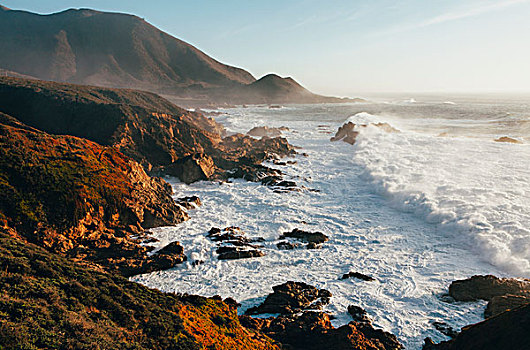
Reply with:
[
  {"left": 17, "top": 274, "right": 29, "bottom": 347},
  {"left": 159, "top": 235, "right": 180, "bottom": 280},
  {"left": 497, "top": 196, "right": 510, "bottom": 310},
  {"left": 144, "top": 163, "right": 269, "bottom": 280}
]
[{"left": 133, "top": 95, "right": 530, "bottom": 349}]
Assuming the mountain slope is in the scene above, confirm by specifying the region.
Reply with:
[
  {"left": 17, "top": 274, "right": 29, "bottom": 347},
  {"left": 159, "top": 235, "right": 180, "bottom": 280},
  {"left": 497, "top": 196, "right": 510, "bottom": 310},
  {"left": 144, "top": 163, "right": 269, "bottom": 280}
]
[
  {"left": 0, "top": 6, "right": 362, "bottom": 106},
  {"left": 0, "top": 6, "right": 254, "bottom": 93}
]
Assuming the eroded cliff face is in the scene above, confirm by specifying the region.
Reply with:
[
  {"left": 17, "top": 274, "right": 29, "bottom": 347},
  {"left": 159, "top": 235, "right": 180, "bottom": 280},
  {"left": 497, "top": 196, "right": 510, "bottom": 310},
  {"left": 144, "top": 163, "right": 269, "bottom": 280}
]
[{"left": 0, "top": 113, "right": 188, "bottom": 276}]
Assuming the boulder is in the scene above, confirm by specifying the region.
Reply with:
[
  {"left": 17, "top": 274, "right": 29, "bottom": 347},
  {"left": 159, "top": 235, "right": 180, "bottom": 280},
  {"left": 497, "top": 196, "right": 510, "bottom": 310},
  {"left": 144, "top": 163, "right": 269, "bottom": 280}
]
[
  {"left": 280, "top": 228, "right": 329, "bottom": 246},
  {"left": 331, "top": 122, "right": 399, "bottom": 145},
  {"left": 448, "top": 275, "right": 530, "bottom": 301},
  {"left": 246, "top": 281, "right": 332, "bottom": 315},
  {"left": 348, "top": 305, "right": 372, "bottom": 324}
]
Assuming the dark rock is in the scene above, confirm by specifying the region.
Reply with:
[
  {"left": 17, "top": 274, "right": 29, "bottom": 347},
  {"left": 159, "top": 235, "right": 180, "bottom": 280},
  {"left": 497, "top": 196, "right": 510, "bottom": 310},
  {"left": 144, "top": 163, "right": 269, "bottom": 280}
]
[
  {"left": 348, "top": 305, "right": 372, "bottom": 324},
  {"left": 246, "top": 281, "right": 332, "bottom": 315},
  {"left": 306, "top": 242, "right": 322, "bottom": 249},
  {"left": 166, "top": 153, "right": 215, "bottom": 184},
  {"left": 277, "top": 241, "right": 300, "bottom": 250},
  {"left": 241, "top": 311, "right": 403, "bottom": 350},
  {"left": 331, "top": 122, "right": 399, "bottom": 145},
  {"left": 340, "top": 272, "right": 376, "bottom": 282},
  {"left": 448, "top": 275, "right": 530, "bottom": 301},
  {"left": 176, "top": 196, "right": 202, "bottom": 209},
  {"left": 157, "top": 241, "right": 185, "bottom": 256},
  {"left": 224, "top": 297, "right": 241, "bottom": 309},
  {"left": 217, "top": 247, "right": 265, "bottom": 260},
  {"left": 423, "top": 304, "right": 530, "bottom": 350},
  {"left": 207, "top": 227, "right": 265, "bottom": 260},
  {"left": 484, "top": 294, "right": 530, "bottom": 318},
  {"left": 280, "top": 228, "right": 329, "bottom": 244},
  {"left": 432, "top": 321, "right": 458, "bottom": 338}
]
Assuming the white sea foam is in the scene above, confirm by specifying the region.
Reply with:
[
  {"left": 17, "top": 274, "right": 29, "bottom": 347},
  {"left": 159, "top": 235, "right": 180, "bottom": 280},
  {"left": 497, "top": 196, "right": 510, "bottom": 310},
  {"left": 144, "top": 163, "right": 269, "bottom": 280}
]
[{"left": 132, "top": 103, "right": 528, "bottom": 349}]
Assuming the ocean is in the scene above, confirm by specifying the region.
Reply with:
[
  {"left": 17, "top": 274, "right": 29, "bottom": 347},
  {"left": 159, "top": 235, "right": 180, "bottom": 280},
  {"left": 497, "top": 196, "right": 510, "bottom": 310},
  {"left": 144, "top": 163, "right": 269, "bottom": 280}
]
[{"left": 132, "top": 95, "right": 530, "bottom": 349}]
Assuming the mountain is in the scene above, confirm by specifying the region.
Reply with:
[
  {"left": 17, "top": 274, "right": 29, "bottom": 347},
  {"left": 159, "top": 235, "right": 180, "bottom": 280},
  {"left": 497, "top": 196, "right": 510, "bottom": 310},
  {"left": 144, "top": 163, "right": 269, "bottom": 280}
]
[
  {"left": 0, "top": 5, "right": 361, "bottom": 106},
  {"left": 220, "top": 73, "right": 362, "bottom": 104}
]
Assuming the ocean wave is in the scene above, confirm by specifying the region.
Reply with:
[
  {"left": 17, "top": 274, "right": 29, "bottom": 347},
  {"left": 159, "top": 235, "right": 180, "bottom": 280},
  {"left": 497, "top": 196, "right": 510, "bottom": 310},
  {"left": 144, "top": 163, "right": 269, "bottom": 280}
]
[{"left": 348, "top": 113, "right": 530, "bottom": 277}]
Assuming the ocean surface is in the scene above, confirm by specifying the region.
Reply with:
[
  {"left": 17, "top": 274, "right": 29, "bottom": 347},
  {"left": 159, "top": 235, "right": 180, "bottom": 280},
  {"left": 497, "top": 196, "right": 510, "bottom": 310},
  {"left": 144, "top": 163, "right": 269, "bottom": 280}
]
[{"left": 132, "top": 95, "right": 530, "bottom": 349}]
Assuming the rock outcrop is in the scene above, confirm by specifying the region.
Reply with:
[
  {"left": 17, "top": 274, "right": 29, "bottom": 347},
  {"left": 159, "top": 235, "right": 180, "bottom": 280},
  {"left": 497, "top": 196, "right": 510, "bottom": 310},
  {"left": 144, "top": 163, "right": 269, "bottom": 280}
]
[
  {"left": 279, "top": 228, "right": 329, "bottom": 249},
  {"left": 246, "top": 281, "right": 332, "bottom": 315},
  {"left": 448, "top": 275, "right": 530, "bottom": 302},
  {"left": 207, "top": 227, "right": 265, "bottom": 260},
  {"left": 242, "top": 282, "right": 403, "bottom": 350},
  {"left": 423, "top": 304, "right": 530, "bottom": 350},
  {"left": 247, "top": 126, "right": 289, "bottom": 138},
  {"left": 340, "top": 272, "right": 376, "bottom": 281},
  {"left": 331, "top": 122, "right": 399, "bottom": 145}
]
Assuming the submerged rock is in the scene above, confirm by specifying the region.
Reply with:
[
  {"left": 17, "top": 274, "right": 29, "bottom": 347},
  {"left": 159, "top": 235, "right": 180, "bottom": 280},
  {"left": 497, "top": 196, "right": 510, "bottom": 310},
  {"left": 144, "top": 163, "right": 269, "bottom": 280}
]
[
  {"left": 176, "top": 196, "right": 202, "bottom": 209},
  {"left": 432, "top": 321, "right": 458, "bottom": 338},
  {"left": 331, "top": 122, "right": 399, "bottom": 145}
]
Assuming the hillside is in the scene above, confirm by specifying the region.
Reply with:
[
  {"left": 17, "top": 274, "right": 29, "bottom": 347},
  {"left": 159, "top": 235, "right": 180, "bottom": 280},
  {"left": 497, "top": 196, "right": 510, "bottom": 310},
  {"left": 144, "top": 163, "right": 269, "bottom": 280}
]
[
  {"left": 0, "top": 76, "right": 296, "bottom": 186},
  {"left": 0, "top": 229, "right": 279, "bottom": 350},
  {"left": 0, "top": 6, "right": 361, "bottom": 106}
]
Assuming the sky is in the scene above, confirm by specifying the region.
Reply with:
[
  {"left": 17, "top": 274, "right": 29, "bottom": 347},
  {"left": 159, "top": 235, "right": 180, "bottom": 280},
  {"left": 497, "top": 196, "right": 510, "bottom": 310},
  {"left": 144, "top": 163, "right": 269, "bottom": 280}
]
[{"left": 3, "top": 0, "right": 530, "bottom": 96}]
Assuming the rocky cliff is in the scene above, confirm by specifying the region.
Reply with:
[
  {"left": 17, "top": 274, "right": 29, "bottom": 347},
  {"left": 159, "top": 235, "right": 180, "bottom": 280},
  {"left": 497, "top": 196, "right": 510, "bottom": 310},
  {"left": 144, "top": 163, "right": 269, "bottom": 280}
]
[
  {"left": 0, "top": 76, "right": 296, "bottom": 184},
  {"left": 0, "top": 113, "right": 190, "bottom": 276}
]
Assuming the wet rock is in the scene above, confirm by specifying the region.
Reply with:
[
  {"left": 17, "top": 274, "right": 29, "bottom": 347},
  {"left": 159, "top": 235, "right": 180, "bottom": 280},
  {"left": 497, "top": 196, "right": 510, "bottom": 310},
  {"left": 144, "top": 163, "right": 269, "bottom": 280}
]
[
  {"left": 306, "top": 242, "right": 323, "bottom": 249},
  {"left": 207, "top": 227, "right": 265, "bottom": 260},
  {"left": 166, "top": 153, "right": 215, "bottom": 184},
  {"left": 340, "top": 271, "right": 376, "bottom": 282},
  {"left": 494, "top": 136, "right": 522, "bottom": 144},
  {"left": 217, "top": 247, "right": 265, "bottom": 260},
  {"left": 277, "top": 241, "right": 301, "bottom": 250},
  {"left": 176, "top": 196, "right": 202, "bottom": 209},
  {"left": 484, "top": 294, "right": 530, "bottom": 318},
  {"left": 448, "top": 275, "right": 530, "bottom": 301},
  {"left": 422, "top": 304, "right": 530, "bottom": 350},
  {"left": 348, "top": 305, "right": 372, "bottom": 324},
  {"left": 331, "top": 122, "right": 359, "bottom": 144},
  {"left": 432, "top": 321, "right": 458, "bottom": 338},
  {"left": 331, "top": 122, "right": 399, "bottom": 145},
  {"left": 247, "top": 126, "right": 286, "bottom": 138},
  {"left": 246, "top": 281, "right": 332, "bottom": 315},
  {"left": 241, "top": 311, "right": 403, "bottom": 350},
  {"left": 280, "top": 228, "right": 329, "bottom": 248}
]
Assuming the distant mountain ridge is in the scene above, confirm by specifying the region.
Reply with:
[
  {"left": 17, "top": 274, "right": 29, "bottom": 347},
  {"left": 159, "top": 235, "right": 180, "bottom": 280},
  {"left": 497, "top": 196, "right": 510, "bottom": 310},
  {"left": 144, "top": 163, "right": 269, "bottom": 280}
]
[{"left": 0, "top": 5, "right": 362, "bottom": 106}]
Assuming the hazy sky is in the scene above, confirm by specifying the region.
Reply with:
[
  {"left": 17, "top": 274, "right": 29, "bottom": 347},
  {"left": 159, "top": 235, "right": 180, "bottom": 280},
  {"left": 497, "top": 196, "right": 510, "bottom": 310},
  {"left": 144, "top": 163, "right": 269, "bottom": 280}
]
[{"left": 3, "top": 0, "right": 530, "bottom": 95}]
